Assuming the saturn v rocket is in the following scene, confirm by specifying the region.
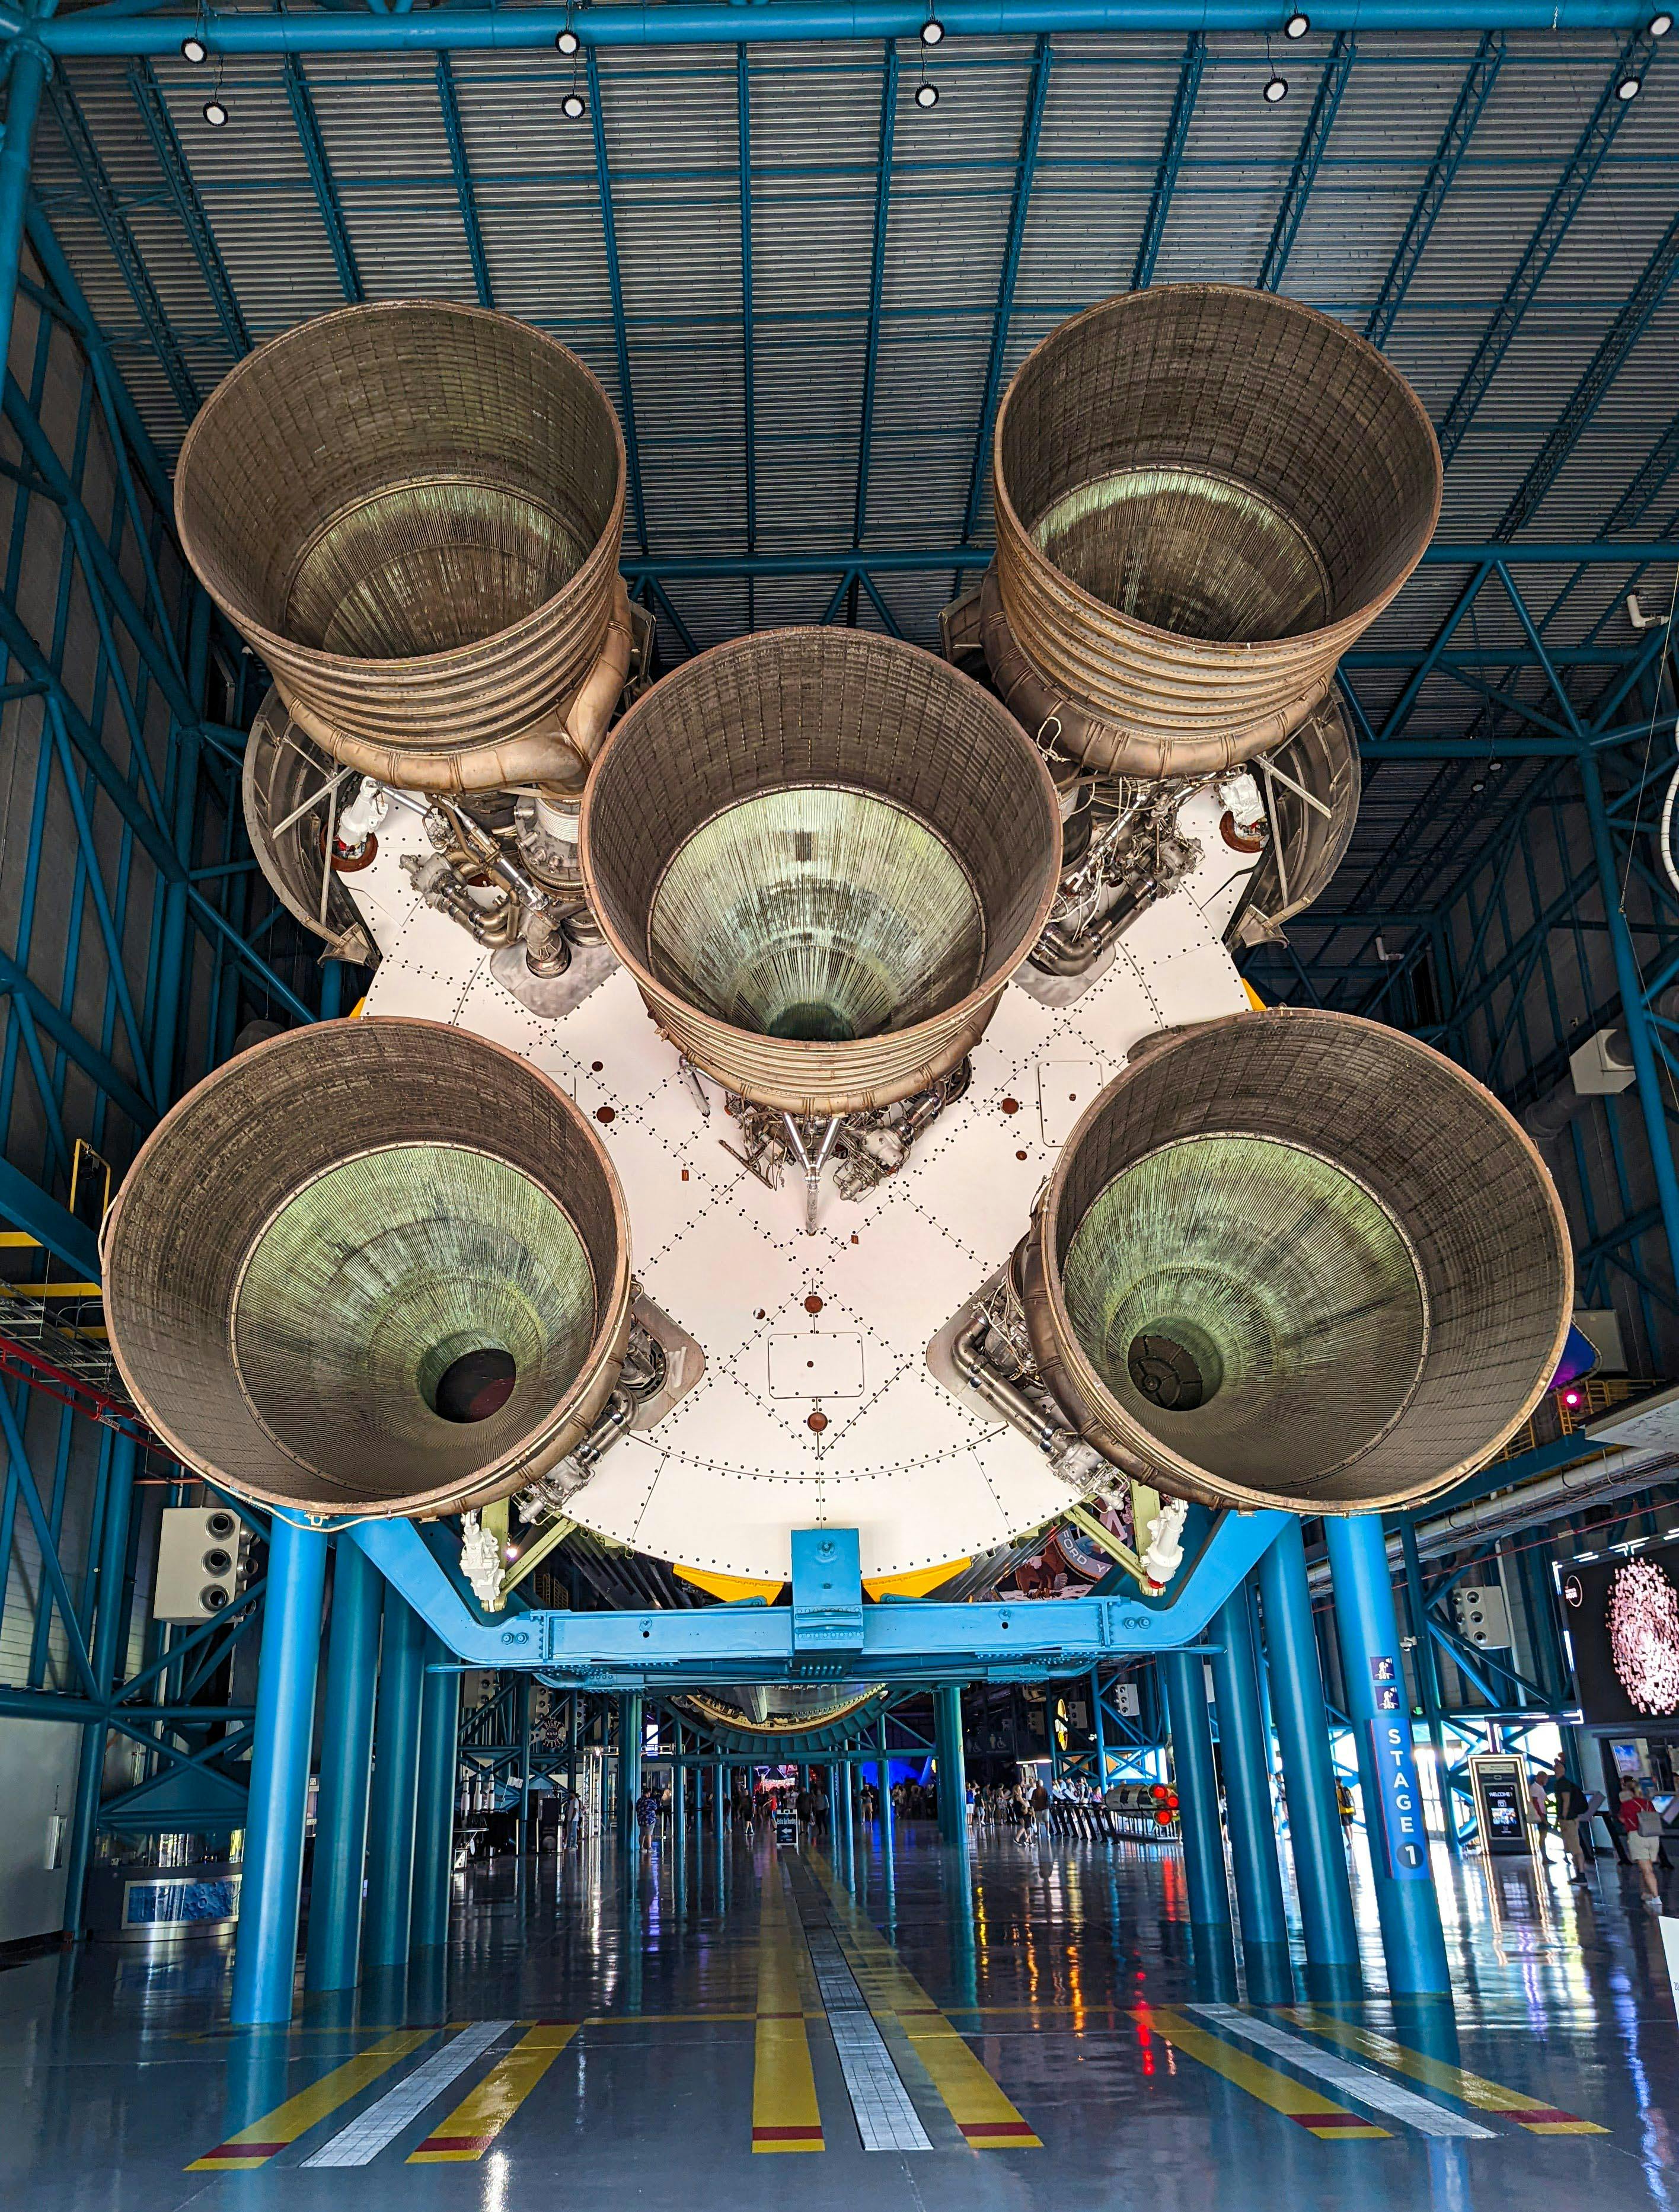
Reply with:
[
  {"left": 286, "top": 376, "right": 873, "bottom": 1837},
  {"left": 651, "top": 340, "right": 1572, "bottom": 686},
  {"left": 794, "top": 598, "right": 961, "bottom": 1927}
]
[{"left": 101, "top": 286, "right": 1572, "bottom": 1622}]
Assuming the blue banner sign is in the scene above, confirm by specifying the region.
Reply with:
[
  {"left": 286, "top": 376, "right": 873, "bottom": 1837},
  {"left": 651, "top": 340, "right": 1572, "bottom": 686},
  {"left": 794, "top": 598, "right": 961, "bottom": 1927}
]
[{"left": 1365, "top": 1714, "right": 1428, "bottom": 1879}]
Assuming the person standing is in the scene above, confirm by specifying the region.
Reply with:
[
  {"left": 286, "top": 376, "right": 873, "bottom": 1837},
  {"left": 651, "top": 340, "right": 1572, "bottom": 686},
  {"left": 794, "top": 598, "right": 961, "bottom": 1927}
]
[
  {"left": 1544, "top": 1757, "right": 1590, "bottom": 1883},
  {"left": 1617, "top": 1778, "right": 1665, "bottom": 1911},
  {"left": 1029, "top": 1778, "right": 1051, "bottom": 1839}
]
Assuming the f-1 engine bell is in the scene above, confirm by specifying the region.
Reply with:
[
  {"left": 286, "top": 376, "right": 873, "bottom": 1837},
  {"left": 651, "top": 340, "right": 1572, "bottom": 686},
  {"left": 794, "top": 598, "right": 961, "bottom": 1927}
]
[
  {"left": 987, "top": 285, "right": 1442, "bottom": 778},
  {"left": 580, "top": 629, "right": 1062, "bottom": 1117},
  {"left": 174, "top": 300, "right": 633, "bottom": 792},
  {"left": 103, "top": 1019, "right": 632, "bottom": 1519},
  {"left": 1019, "top": 1010, "right": 1572, "bottom": 1516}
]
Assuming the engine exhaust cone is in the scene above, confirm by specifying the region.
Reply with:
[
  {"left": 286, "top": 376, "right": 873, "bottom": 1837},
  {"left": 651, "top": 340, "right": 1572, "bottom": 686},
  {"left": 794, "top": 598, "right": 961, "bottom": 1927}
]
[
  {"left": 103, "top": 1019, "right": 631, "bottom": 1519},
  {"left": 175, "top": 301, "right": 630, "bottom": 790},
  {"left": 1021, "top": 1009, "right": 1572, "bottom": 1515},
  {"left": 580, "top": 630, "right": 1062, "bottom": 1116},
  {"left": 991, "top": 285, "right": 1441, "bottom": 776}
]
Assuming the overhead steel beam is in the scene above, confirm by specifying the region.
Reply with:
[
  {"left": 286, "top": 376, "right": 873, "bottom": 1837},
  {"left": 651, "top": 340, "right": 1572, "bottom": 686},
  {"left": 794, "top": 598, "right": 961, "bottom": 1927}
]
[
  {"left": 1131, "top": 30, "right": 1202, "bottom": 292},
  {"left": 1434, "top": 31, "right": 1658, "bottom": 466},
  {"left": 45, "top": 74, "right": 199, "bottom": 418},
  {"left": 586, "top": 48, "right": 649, "bottom": 557},
  {"left": 283, "top": 53, "right": 364, "bottom": 303},
  {"left": 962, "top": 32, "right": 1052, "bottom": 544},
  {"left": 31, "top": 4, "right": 1668, "bottom": 57},
  {"left": 1257, "top": 30, "right": 1354, "bottom": 295},
  {"left": 852, "top": 41, "right": 897, "bottom": 554},
  {"left": 127, "top": 58, "right": 250, "bottom": 357},
  {"left": 434, "top": 54, "right": 493, "bottom": 309},
  {"left": 1496, "top": 203, "right": 1679, "bottom": 542},
  {"left": 0, "top": 46, "right": 44, "bottom": 375},
  {"left": 1364, "top": 29, "right": 1502, "bottom": 347}
]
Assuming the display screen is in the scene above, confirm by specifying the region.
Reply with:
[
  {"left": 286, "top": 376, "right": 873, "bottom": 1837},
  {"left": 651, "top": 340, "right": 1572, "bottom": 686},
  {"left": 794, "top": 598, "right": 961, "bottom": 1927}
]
[
  {"left": 1560, "top": 1552, "right": 1679, "bottom": 1727},
  {"left": 1480, "top": 1778, "right": 1525, "bottom": 1844}
]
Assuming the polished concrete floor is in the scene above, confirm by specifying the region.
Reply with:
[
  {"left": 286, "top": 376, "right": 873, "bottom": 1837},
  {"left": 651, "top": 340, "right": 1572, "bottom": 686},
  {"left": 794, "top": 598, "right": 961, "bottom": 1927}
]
[{"left": 3, "top": 1818, "right": 1677, "bottom": 2210}]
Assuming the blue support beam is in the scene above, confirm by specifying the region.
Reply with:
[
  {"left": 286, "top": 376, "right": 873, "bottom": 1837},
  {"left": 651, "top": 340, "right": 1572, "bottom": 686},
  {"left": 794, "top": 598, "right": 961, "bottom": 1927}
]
[
  {"left": 435, "top": 55, "right": 493, "bottom": 309},
  {"left": 45, "top": 73, "right": 199, "bottom": 419},
  {"left": 411, "top": 1634, "right": 461, "bottom": 1950},
  {"left": 230, "top": 1519, "right": 328, "bottom": 2026},
  {"left": 1434, "top": 31, "right": 1658, "bottom": 466},
  {"left": 1257, "top": 31, "right": 1354, "bottom": 296},
  {"left": 1364, "top": 31, "right": 1502, "bottom": 348},
  {"left": 33, "top": 4, "right": 1673, "bottom": 57},
  {"left": 127, "top": 58, "right": 250, "bottom": 357},
  {"left": 1325, "top": 1516, "right": 1451, "bottom": 1999},
  {"left": 961, "top": 32, "right": 1052, "bottom": 545},
  {"left": 586, "top": 48, "right": 649, "bottom": 557},
  {"left": 304, "top": 1539, "right": 382, "bottom": 1992},
  {"left": 1495, "top": 203, "right": 1679, "bottom": 543},
  {"left": 1208, "top": 1586, "right": 1294, "bottom": 2002},
  {"left": 1132, "top": 31, "right": 1202, "bottom": 292},
  {"left": 283, "top": 55, "right": 364, "bottom": 304}
]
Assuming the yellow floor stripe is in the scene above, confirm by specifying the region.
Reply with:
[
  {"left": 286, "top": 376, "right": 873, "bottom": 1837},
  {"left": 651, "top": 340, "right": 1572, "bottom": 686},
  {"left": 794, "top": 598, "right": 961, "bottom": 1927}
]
[
  {"left": 808, "top": 1852, "right": 1042, "bottom": 2149},
  {"left": 753, "top": 1868, "right": 825, "bottom": 2152},
  {"left": 408, "top": 2025, "right": 579, "bottom": 2162},
  {"left": 1136, "top": 2008, "right": 1390, "bottom": 2140},
  {"left": 1282, "top": 2009, "right": 1606, "bottom": 2136},
  {"left": 186, "top": 2030, "right": 436, "bottom": 2170}
]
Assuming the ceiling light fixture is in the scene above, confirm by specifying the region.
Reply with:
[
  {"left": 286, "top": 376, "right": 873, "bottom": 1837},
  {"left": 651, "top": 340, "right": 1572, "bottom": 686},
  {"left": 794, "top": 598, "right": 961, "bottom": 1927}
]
[
  {"left": 1284, "top": 11, "right": 1311, "bottom": 35},
  {"left": 1650, "top": 10, "right": 1672, "bottom": 33},
  {"left": 562, "top": 88, "right": 587, "bottom": 119},
  {"left": 203, "top": 96, "right": 228, "bottom": 127},
  {"left": 921, "top": 11, "right": 945, "bottom": 43},
  {"left": 556, "top": 24, "right": 580, "bottom": 54},
  {"left": 181, "top": 34, "right": 208, "bottom": 63},
  {"left": 915, "top": 79, "right": 939, "bottom": 107},
  {"left": 1264, "top": 71, "right": 1289, "bottom": 102},
  {"left": 1617, "top": 73, "right": 1642, "bottom": 98}
]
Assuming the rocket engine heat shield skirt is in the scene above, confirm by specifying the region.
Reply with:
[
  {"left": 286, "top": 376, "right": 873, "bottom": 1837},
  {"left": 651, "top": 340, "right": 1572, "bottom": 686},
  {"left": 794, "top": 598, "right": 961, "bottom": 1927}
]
[
  {"left": 990, "top": 285, "right": 1442, "bottom": 774},
  {"left": 1024, "top": 1009, "right": 1573, "bottom": 1516},
  {"left": 580, "top": 628, "right": 1061, "bottom": 1115},
  {"left": 102, "top": 1019, "right": 631, "bottom": 1519}
]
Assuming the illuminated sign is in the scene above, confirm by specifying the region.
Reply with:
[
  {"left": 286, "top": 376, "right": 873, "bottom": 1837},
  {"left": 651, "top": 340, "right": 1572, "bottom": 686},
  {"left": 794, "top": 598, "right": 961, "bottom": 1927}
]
[{"left": 1365, "top": 1714, "right": 1428, "bottom": 1879}]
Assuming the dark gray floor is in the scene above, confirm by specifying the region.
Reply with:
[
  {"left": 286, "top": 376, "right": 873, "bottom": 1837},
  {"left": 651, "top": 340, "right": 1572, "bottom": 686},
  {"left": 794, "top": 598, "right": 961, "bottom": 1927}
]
[{"left": 3, "top": 1818, "right": 1677, "bottom": 2210}]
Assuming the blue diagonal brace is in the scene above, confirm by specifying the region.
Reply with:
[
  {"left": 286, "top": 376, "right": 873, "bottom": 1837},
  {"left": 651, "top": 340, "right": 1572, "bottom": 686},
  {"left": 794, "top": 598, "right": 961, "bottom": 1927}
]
[
  {"left": 1132, "top": 31, "right": 1202, "bottom": 293},
  {"left": 1258, "top": 31, "right": 1354, "bottom": 295},
  {"left": 435, "top": 54, "right": 492, "bottom": 308},
  {"left": 46, "top": 72, "right": 199, "bottom": 417},
  {"left": 1495, "top": 203, "right": 1679, "bottom": 542},
  {"left": 283, "top": 54, "right": 363, "bottom": 303},
  {"left": 962, "top": 31, "right": 1052, "bottom": 545},
  {"left": 1434, "top": 31, "right": 1658, "bottom": 465},
  {"left": 1364, "top": 30, "right": 1502, "bottom": 347},
  {"left": 127, "top": 57, "right": 249, "bottom": 356}
]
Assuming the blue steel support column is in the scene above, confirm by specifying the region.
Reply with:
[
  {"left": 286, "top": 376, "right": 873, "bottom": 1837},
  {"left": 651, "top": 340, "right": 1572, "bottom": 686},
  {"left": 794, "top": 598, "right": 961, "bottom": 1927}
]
[
  {"left": 1582, "top": 751, "right": 1679, "bottom": 1270},
  {"left": 617, "top": 1690, "right": 642, "bottom": 1849},
  {"left": 1400, "top": 1516, "right": 1460, "bottom": 1854},
  {"left": 304, "top": 1542, "right": 382, "bottom": 1991},
  {"left": 515, "top": 1673, "right": 532, "bottom": 1858},
  {"left": 1209, "top": 1589, "right": 1295, "bottom": 2003},
  {"left": 0, "top": 46, "right": 46, "bottom": 377},
  {"left": 230, "top": 1521, "right": 328, "bottom": 2026},
  {"left": 877, "top": 1717, "right": 895, "bottom": 1863},
  {"left": 64, "top": 1433, "right": 138, "bottom": 1936},
  {"left": 934, "top": 1684, "right": 967, "bottom": 1852},
  {"left": 363, "top": 1592, "right": 426, "bottom": 1970},
  {"left": 1256, "top": 1523, "right": 1362, "bottom": 1999},
  {"left": 1160, "top": 1646, "right": 1236, "bottom": 1998},
  {"left": 411, "top": 1637, "right": 461, "bottom": 1952},
  {"left": 1325, "top": 1516, "right": 1451, "bottom": 1999}
]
